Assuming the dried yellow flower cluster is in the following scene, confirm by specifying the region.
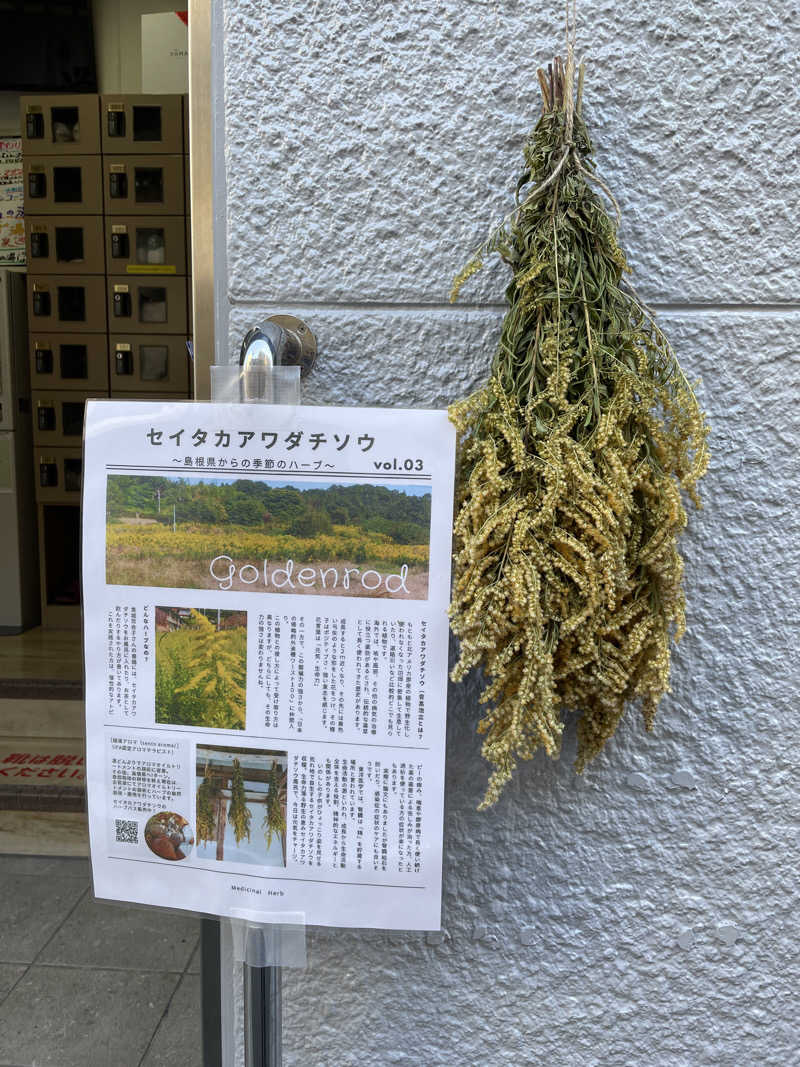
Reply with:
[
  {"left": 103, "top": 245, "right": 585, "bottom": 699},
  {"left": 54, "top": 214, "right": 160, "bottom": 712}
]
[{"left": 449, "top": 58, "right": 709, "bottom": 808}]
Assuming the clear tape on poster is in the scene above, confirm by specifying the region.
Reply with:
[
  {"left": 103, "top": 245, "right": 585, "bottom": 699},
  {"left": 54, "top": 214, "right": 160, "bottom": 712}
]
[
  {"left": 209, "top": 362, "right": 301, "bottom": 405},
  {"left": 228, "top": 911, "right": 307, "bottom": 968}
]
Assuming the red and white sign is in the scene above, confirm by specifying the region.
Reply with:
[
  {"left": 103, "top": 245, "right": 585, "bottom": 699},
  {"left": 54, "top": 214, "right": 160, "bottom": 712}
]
[{"left": 141, "top": 12, "right": 189, "bottom": 94}]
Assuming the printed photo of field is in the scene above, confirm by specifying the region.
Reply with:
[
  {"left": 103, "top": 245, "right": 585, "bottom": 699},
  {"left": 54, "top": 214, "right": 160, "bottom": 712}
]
[
  {"left": 106, "top": 474, "right": 432, "bottom": 599},
  {"left": 155, "top": 607, "right": 246, "bottom": 730}
]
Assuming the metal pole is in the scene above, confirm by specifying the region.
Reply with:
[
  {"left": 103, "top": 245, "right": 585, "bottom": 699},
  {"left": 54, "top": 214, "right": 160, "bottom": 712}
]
[
  {"left": 244, "top": 953, "right": 281, "bottom": 1067},
  {"left": 201, "top": 918, "right": 222, "bottom": 1067},
  {"left": 202, "top": 318, "right": 314, "bottom": 1067}
]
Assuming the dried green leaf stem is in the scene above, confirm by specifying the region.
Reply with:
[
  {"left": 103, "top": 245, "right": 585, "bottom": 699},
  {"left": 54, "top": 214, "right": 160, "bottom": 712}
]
[{"left": 449, "top": 55, "right": 709, "bottom": 808}]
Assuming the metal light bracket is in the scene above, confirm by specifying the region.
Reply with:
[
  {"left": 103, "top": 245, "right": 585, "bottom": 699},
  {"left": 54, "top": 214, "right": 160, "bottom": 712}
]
[{"left": 239, "top": 315, "right": 317, "bottom": 379}]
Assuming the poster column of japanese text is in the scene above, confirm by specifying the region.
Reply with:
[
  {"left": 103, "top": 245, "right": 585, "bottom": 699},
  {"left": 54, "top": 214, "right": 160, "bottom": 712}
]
[
  {"left": 0, "top": 138, "right": 24, "bottom": 266},
  {"left": 83, "top": 400, "right": 456, "bottom": 930}
]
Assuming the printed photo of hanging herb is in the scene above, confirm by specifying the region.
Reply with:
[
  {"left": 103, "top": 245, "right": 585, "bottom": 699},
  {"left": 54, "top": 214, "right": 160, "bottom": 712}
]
[
  {"left": 195, "top": 745, "right": 288, "bottom": 866},
  {"left": 263, "top": 761, "right": 287, "bottom": 849},
  {"left": 448, "top": 46, "right": 709, "bottom": 809},
  {"left": 228, "top": 759, "right": 252, "bottom": 844},
  {"left": 196, "top": 765, "right": 219, "bottom": 847}
]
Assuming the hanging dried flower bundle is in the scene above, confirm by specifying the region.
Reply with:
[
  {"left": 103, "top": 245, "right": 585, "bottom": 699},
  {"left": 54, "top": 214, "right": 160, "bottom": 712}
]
[
  {"left": 227, "top": 758, "right": 251, "bottom": 843},
  {"left": 196, "top": 764, "right": 219, "bottom": 846},
  {"left": 263, "top": 761, "right": 287, "bottom": 848},
  {"left": 449, "top": 51, "right": 709, "bottom": 808}
]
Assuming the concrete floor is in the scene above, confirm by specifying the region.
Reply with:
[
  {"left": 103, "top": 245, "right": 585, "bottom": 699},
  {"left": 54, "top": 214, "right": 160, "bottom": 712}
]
[
  {"left": 0, "top": 854, "right": 202, "bottom": 1067},
  {"left": 0, "top": 627, "right": 87, "bottom": 859},
  {"left": 0, "top": 632, "right": 204, "bottom": 1064},
  {"left": 0, "top": 630, "right": 203, "bottom": 1064},
  {"left": 0, "top": 630, "right": 82, "bottom": 684}
]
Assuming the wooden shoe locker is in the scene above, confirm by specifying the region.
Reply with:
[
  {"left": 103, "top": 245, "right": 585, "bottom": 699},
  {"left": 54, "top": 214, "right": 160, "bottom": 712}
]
[{"left": 21, "top": 93, "right": 193, "bottom": 627}]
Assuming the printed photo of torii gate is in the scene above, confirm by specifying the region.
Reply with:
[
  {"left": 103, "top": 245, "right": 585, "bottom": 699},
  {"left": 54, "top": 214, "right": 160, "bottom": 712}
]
[{"left": 195, "top": 744, "right": 287, "bottom": 867}]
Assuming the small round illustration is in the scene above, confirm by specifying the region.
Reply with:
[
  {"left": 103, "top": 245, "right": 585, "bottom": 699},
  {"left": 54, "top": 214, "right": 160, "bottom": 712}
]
[{"left": 144, "top": 811, "right": 194, "bottom": 861}]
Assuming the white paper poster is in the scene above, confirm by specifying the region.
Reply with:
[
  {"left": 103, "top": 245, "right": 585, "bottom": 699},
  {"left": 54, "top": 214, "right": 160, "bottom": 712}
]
[
  {"left": 83, "top": 400, "right": 455, "bottom": 930},
  {"left": 0, "top": 137, "right": 24, "bottom": 266}
]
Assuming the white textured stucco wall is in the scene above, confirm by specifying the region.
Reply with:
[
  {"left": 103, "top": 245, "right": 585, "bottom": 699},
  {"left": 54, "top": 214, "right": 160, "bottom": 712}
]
[{"left": 220, "top": 3, "right": 799, "bottom": 1064}]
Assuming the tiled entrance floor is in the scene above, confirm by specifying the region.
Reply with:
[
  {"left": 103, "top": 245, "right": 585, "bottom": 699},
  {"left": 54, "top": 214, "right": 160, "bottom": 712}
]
[{"left": 0, "top": 855, "right": 202, "bottom": 1067}]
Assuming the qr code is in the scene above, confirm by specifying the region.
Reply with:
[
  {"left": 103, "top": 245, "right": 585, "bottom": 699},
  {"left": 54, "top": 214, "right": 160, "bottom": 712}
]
[{"left": 115, "top": 819, "right": 139, "bottom": 844}]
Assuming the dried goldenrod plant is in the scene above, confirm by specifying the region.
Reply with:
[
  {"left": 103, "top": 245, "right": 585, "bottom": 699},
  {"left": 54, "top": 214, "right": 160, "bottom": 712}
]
[{"left": 449, "top": 53, "right": 709, "bottom": 808}]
